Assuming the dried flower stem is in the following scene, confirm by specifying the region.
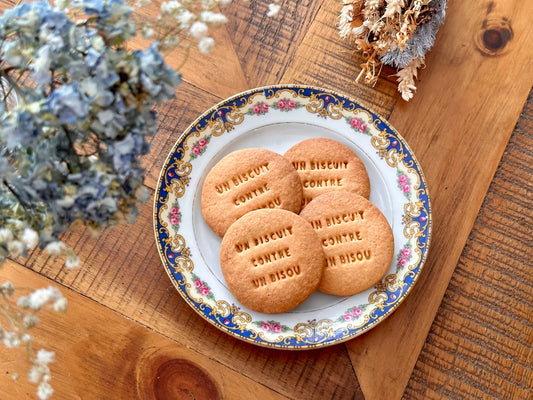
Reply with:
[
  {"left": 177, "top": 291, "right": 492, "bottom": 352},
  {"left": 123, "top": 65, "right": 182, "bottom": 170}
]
[
  {"left": 339, "top": 0, "right": 444, "bottom": 100},
  {"left": 396, "top": 56, "right": 425, "bottom": 101}
]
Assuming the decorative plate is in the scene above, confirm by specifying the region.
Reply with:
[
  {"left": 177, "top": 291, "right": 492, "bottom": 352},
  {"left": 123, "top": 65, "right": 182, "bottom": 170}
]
[{"left": 154, "top": 85, "right": 431, "bottom": 349}]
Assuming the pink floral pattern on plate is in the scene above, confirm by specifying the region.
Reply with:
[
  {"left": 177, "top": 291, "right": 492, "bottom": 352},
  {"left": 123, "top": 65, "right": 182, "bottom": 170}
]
[
  {"left": 248, "top": 98, "right": 302, "bottom": 115},
  {"left": 169, "top": 200, "right": 182, "bottom": 230},
  {"left": 338, "top": 304, "right": 369, "bottom": 322},
  {"left": 397, "top": 171, "right": 412, "bottom": 199},
  {"left": 190, "top": 135, "right": 211, "bottom": 160},
  {"left": 192, "top": 273, "right": 215, "bottom": 301},
  {"left": 248, "top": 101, "right": 270, "bottom": 115},
  {"left": 396, "top": 244, "right": 413, "bottom": 271},
  {"left": 254, "top": 320, "right": 290, "bottom": 334},
  {"left": 346, "top": 116, "right": 368, "bottom": 134},
  {"left": 273, "top": 98, "right": 300, "bottom": 111}
]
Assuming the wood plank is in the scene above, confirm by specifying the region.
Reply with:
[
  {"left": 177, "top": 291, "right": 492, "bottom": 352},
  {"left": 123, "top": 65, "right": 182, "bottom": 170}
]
[
  {"left": 223, "top": 0, "right": 325, "bottom": 88},
  {"left": 0, "top": 261, "right": 290, "bottom": 400},
  {"left": 344, "top": 1, "right": 533, "bottom": 398},
  {"left": 405, "top": 91, "right": 533, "bottom": 399}
]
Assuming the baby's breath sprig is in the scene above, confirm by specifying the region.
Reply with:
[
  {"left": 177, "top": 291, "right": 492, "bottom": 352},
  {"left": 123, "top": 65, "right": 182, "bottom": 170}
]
[
  {"left": 1, "top": 281, "right": 67, "bottom": 400},
  {"left": 338, "top": 0, "right": 446, "bottom": 101},
  {"left": 133, "top": 0, "right": 283, "bottom": 56}
]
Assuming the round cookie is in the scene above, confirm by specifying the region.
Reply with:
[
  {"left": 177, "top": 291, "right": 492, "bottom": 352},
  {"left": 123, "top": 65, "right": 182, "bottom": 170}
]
[
  {"left": 201, "top": 148, "right": 303, "bottom": 237},
  {"left": 284, "top": 138, "right": 370, "bottom": 208},
  {"left": 220, "top": 208, "right": 325, "bottom": 314},
  {"left": 299, "top": 191, "right": 394, "bottom": 296}
]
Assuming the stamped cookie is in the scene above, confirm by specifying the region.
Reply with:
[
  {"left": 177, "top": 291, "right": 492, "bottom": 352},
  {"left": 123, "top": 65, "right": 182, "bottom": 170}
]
[
  {"left": 220, "top": 208, "right": 325, "bottom": 314},
  {"left": 299, "top": 191, "right": 394, "bottom": 296},
  {"left": 284, "top": 138, "right": 370, "bottom": 208},
  {"left": 201, "top": 148, "right": 303, "bottom": 237}
]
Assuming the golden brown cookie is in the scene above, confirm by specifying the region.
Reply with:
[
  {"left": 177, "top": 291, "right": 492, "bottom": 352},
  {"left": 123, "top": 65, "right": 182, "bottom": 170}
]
[
  {"left": 284, "top": 138, "right": 370, "bottom": 208},
  {"left": 201, "top": 148, "right": 303, "bottom": 237},
  {"left": 299, "top": 191, "right": 394, "bottom": 296},
  {"left": 219, "top": 208, "right": 325, "bottom": 314}
]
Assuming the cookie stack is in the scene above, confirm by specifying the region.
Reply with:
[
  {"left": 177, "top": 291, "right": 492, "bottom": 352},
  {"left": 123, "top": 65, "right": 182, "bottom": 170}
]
[{"left": 201, "top": 138, "right": 394, "bottom": 314}]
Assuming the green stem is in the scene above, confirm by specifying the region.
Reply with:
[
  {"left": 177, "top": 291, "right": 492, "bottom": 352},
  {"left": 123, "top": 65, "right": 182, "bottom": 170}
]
[
  {"left": 2, "top": 180, "right": 30, "bottom": 211},
  {"left": 174, "top": 42, "right": 192, "bottom": 71},
  {"left": 0, "top": 297, "right": 20, "bottom": 331}
]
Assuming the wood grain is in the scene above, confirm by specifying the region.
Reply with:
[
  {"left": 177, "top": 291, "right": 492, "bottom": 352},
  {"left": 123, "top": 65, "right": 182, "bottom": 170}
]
[
  {"left": 344, "top": 1, "right": 533, "bottom": 399},
  {"left": 404, "top": 89, "right": 533, "bottom": 399},
  {"left": 223, "top": 0, "right": 325, "bottom": 87},
  {"left": 0, "top": 261, "right": 291, "bottom": 400}
]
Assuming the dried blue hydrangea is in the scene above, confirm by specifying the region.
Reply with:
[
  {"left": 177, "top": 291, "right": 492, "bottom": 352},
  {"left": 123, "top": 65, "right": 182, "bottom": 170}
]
[{"left": 0, "top": 0, "right": 181, "bottom": 260}]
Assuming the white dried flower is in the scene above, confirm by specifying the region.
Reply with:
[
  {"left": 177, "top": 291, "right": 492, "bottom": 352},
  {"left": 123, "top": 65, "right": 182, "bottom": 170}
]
[
  {"left": 17, "top": 295, "right": 30, "bottom": 309},
  {"left": 7, "top": 240, "right": 24, "bottom": 257},
  {"left": 53, "top": 297, "right": 67, "bottom": 312},
  {"left": 28, "top": 287, "right": 62, "bottom": 311},
  {"left": 201, "top": 0, "right": 217, "bottom": 8},
  {"left": 267, "top": 3, "right": 281, "bottom": 17},
  {"left": 37, "top": 380, "right": 52, "bottom": 400},
  {"left": 0, "top": 281, "right": 15, "bottom": 297},
  {"left": 21, "top": 228, "right": 39, "bottom": 250},
  {"left": 21, "top": 333, "right": 32, "bottom": 343},
  {"left": 189, "top": 21, "right": 209, "bottom": 39},
  {"left": 198, "top": 37, "right": 215, "bottom": 54},
  {"left": 28, "top": 364, "right": 49, "bottom": 383},
  {"left": 0, "top": 228, "right": 14, "bottom": 243},
  {"left": 160, "top": 0, "right": 182, "bottom": 14},
  {"left": 384, "top": 0, "right": 405, "bottom": 19},
  {"left": 37, "top": 349, "right": 56, "bottom": 365},
  {"left": 23, "top": 314, "right": 40, "bottom": 328},
  {"left": 45, "top": 241, "right": 66, "bottom": 256},
  {"left": 28, "top": 289, "right": 53, "bottom": 310},
  {"left": 396, "top": 56, "right": 425, "bottom": 101},
  {"left": 338, "top": 1, "right": 366, "bottom": 40},
  {"left": 200, "top": 11, "right": 228, "bottom": 26},
  {"left": 366, "top": 0, "right": 384, "bottom": 9},
  {"left": 142, "top": 26, "right": 155, "bottom": 39},
  {"left": 3, "top": 331, "right": 21, "bottom": 348},
  {"left": 135, "top": 186, "right": 150, "bottom": 203},
  {"left": 177, "top": 10, "right": 196, "bottom": 29},
  {"left": 65, "top": 253, "right": 80, "bottom": 269}
]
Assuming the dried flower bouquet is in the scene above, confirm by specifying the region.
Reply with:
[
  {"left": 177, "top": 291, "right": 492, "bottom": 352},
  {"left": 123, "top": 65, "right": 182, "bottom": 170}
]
[{"left": 339, "top": 0, "right": 446, "bottom": 101}]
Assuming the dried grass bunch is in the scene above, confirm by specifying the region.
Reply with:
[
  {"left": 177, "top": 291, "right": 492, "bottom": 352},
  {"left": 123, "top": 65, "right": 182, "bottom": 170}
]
[{"left": 339, "top": 0, "right": 446, "bottom": 101}]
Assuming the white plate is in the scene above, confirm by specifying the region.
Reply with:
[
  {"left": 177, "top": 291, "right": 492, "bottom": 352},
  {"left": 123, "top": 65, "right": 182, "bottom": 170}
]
[{"left": 154, "top": 85, "right": 432, "bottom": 349}]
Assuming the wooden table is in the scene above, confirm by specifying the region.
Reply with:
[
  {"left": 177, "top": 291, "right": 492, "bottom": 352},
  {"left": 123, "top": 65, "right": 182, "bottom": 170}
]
[{"left": 1, "top": 0, "right": 532, "bottom": 399}]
